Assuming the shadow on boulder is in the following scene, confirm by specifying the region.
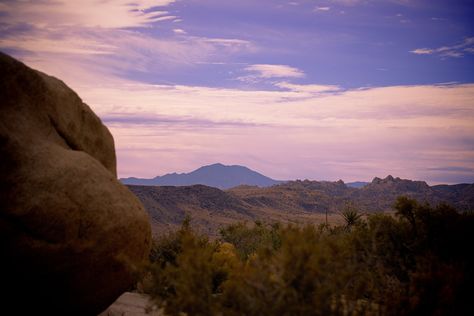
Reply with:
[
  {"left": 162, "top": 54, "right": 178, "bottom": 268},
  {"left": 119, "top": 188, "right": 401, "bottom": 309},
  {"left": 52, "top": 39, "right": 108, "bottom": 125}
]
[{"left": 0, "top": 52, "right": 151, "bottom": 315}]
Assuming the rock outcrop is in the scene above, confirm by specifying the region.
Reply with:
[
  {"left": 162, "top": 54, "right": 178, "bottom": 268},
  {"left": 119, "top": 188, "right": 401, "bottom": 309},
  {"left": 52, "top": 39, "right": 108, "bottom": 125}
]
[
  {"left": 0, "top": 52, "right": 151, "bottom": 315},
  {"left": 98, "top": 292, "right": 161, "bottom": 316}
]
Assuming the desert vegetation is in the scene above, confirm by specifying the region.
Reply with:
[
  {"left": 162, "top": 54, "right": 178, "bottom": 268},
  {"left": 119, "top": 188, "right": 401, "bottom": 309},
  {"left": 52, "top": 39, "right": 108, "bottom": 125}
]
[{"left": 139, "top": 197, "right": 474, "bottom": 315}]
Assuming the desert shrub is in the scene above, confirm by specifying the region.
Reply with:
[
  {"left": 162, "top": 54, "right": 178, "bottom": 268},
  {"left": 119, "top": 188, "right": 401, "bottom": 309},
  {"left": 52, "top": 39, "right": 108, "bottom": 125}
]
[
  {"left": 143, "top": 220, "right": 231, "bottom": 315},
  {"left": 220, "top": 224, "right": 385, "bottom": 316},
  {"left": 219, "top": 221, "right": 282, "bottom": 259},
  {"left": 142, "top": 198, "right": 474, "bottom": 315}
]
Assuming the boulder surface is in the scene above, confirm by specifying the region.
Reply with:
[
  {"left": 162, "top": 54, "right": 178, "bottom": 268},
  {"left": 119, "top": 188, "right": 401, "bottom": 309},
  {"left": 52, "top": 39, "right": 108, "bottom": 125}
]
[{"left": 0, "top": 52, "right": 151, "bottom": 315}]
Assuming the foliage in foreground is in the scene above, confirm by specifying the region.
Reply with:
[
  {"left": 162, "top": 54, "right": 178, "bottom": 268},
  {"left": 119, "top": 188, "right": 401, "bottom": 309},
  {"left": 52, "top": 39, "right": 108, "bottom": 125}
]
[{"left": 140, "top": 198, "right": 474, "bottom": 316}]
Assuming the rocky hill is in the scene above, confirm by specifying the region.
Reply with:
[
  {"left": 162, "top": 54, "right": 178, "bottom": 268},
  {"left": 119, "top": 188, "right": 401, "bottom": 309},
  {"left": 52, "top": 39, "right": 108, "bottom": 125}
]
[
  {"left": 128, "top": 184, "right": 337, "bottom": 237},
  {"left": 129, "top": 175, "right": 474, "bottom": 236},
  {"left": 229, "top": 175, "right": 474, "bottom": 213},
  {"left": 128, "top": 185, "right": 256, "bottom": 236}
]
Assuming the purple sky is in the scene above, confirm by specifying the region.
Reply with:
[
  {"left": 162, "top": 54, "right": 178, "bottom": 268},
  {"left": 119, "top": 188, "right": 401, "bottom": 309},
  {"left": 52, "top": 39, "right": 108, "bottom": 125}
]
[{"left": 1, "top": 0, "right": 473, "bottom": 184}]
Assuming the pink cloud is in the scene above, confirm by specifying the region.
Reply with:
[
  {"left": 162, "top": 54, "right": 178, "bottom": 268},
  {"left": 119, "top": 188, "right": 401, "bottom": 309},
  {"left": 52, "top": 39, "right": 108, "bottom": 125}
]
[
  {"left": 0, "top": 0, "right": 177, "bottom": 29},
  {"left": 69, "top": 81, "right": 474, "bottom": 184}
]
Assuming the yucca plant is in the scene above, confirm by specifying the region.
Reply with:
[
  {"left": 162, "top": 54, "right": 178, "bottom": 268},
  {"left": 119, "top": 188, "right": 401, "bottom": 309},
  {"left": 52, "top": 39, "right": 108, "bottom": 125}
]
[{"left": 341, "top": 208, "right": 363, "bottom": 228}]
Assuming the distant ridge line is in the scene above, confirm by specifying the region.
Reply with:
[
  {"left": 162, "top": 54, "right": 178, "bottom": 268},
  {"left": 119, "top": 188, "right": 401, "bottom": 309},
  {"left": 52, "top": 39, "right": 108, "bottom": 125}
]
[
  {"left": 121, "top": 164, "right": 472, "bottom": 190},
  {"left": 120, "top": 163, "right": 284, "bottom": 189}
]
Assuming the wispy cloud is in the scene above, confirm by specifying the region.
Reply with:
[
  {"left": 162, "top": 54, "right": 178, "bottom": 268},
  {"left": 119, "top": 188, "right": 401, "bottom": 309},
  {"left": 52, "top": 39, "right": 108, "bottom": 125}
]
[
  {"left": 0, "top": 0, "right": 177, "bottom": 29},
  {"left": 410, "top": 37, "right": 474, "bottom": 58},
  {"left": 427, "top": 166, "right": 474, "bottom": 173},
  {"left": 275, "top": 82, "right": 341, "bottom": 94},
  {"left": 72, "top": 80, "right": 474, "bottom": 182},
  {"left": 330, "top": 0, "right": 412, "bottom": 5},
  {"left": 237, "top": 64, "right": 304, "bottom": 83},
  {"left": 202, "top": 38, "right": 249, "bottom": 45},
  {"left": 0, "top": 36, "right": 116, "bottom": 55},
  {"left": 102, "top": 113, "right": 264, "bottom": 128},
  {"left": 314, "top": 6, "right": 331, "bottom": 12},
  {"left": 152, "top": 15, "right": 177, "bottom": 22},
  {"left": 173, "top": 28, "right": 187, "bottom": 35},
  {"left": 410, "top": 48, "right": 433, "bottom": 55},
  {"left": 0, "top": 0, "right": 240, "bottom": 86},
  {"left": 330, "top": 0, "right": 365, "bottom": 5},
  {"left": 0, "top": 0, "right": 175, "bottom": 28},
  {"left": 0, "top": 27, "right": 255, "bottom": 87},
  {"left": 1, "top": 0, "right": 473, "bottom": 184}
]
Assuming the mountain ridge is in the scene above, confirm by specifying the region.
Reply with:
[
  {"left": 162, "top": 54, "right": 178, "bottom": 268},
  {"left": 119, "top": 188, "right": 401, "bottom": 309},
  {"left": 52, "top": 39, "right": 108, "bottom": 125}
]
[
  {"left": 122, "top": 164, "right": 469, "bottom": 190},
  {"left": 128, "top": 174, "right": 474, "bottom": 237},
  {"left": 121, "top": 163, "right": 284, "bottom": 189}
]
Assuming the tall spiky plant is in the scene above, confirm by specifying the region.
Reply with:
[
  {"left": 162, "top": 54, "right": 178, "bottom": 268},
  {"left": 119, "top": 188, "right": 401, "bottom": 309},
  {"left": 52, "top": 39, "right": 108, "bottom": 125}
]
[{"left": 341, "top": 205, "right": 363, "bottom": 228}]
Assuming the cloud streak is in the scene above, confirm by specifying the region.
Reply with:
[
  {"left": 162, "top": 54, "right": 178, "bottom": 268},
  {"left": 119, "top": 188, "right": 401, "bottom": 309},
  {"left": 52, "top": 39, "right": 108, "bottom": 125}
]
[
  {"left": 275, "top": 82, "right": 341, "bottom": 94},
  {"left": 0, "top": 0, "right": 178, "bottom": 29},
  {"left": 173, "top": 28, "right": 187, "bottom": 34},
  {"left": 245, "top": 64, "right": 305, "bottom": 78},
  {"left": 71, "top": 81, "right": 474, "bottom": 183},
  {"left": 102, "top": 113, "right": 265, "bottom": 128},
  {"left": 410, "top": 37, "right": 474, "bottom": 58},
  {"left": 1, "top": 0, "right": 473, "bottom": 184},
  {"left": 314, "top": 7, "right": 331, "bottom": 12},
  {"left": 237, "top": 64, "right": 305, "bottom": 83},
  {"left": 0, "top": 27, "right": 256, "bottom": 88}
]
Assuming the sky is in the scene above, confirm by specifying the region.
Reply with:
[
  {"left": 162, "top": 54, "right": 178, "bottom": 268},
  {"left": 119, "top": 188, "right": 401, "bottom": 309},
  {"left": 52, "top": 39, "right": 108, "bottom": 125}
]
[{"left": 1, "top": 0, "right": 474, "bottom": 184}]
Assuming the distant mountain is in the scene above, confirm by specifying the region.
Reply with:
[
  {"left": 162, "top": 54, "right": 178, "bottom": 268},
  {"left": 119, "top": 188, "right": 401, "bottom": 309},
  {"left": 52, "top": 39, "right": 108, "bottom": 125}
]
[
  {"left": 128, "top": 175, "right": 474, "bottom": 236},
  {"left": 121, "top": 163, "right": 283, "bottom": 189},
  {"left": 346, "top": 181, "right": 369, "bottom": 188}
]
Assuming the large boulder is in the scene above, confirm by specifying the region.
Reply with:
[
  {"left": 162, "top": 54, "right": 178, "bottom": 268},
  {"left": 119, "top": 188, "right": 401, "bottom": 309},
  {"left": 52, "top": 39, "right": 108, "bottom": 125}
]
[{"left": 0, "top": 52, "right": 151, "bottom": 315}]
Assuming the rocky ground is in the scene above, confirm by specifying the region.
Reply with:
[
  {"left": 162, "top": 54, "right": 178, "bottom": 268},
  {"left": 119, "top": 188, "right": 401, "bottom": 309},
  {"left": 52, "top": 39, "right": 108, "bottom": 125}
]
[{"left": 99, "top": 292, "right": 162, "bottom": 316}]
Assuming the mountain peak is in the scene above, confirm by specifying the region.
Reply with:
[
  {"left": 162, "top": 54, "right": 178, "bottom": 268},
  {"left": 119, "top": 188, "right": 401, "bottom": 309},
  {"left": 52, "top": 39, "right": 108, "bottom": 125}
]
[
  {"left": 121, "top": 163, "right": 283, "bottom": 189},
  {"left": 372, "top": 175, "right": 399, "bottom": 184},
  {"left": 199, "top": 163, "right": 247, "bottom": 170},
  {"left": 372, "top": 177, "right": 382, "bottom": 184},
  {"left": 207, "top": 163, "right": 225, "bottom": 167},
  {"left": 369, "top": 175, "right": 430, "bottom": 191}
]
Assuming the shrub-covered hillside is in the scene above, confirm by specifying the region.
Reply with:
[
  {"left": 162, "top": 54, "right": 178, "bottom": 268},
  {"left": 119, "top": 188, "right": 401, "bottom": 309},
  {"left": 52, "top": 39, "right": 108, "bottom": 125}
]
[{"left": 139, "top": 197, "right": 474, "bottom": 316}]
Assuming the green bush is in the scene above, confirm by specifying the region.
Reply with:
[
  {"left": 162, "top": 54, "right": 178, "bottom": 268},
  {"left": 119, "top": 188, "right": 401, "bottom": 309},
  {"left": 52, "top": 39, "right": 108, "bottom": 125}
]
[
  {"left": 141, "top": 197, "right": 474, "bottom": 315},
  {"left": 219, "top": 221, "right": 281, "bottom": 259}
]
